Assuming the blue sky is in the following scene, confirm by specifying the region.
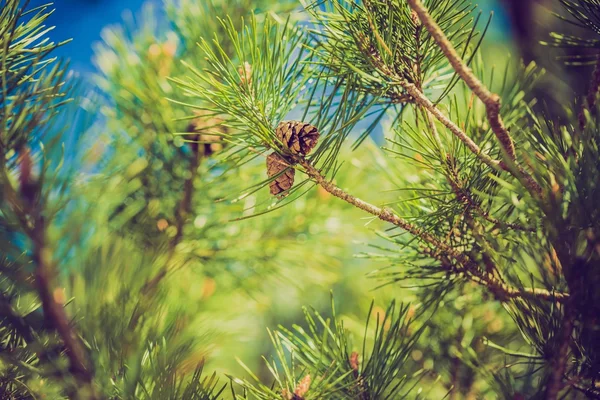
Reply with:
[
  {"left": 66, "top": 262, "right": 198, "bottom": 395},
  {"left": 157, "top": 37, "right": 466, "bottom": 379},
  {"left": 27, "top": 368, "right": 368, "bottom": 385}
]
[{"left": 29, "top": 0, "right": 161, "bottom": 73}]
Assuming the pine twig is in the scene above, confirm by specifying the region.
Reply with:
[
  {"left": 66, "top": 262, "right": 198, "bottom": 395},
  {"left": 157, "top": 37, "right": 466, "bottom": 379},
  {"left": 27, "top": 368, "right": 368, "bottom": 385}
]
[
  {"left": 401, "top": 80, "right": 503, "bottom": 171},
  {"left": 406, "top": 0, "right": 543, "bottom": 197},
  {"left": 445, "top": 156, "right": 534, "bottom": 232},
  {"left": 363, "top": 41, "right": 504, "bottom": 171},
  {"left": 298, "top": 159, "right": 568, "bottom": 304},
  {"left": 406, "top": 0, "right": 513, "bottom": 157}
]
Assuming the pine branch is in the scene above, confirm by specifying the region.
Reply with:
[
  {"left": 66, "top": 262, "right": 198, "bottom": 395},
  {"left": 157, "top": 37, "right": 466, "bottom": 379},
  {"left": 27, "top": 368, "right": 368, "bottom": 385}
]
[
  {"left": 31, "top": 212, "right": 95, "bottom": 390},
  {"left": 445, "top": 156, "right": 534, "bottom": 232},
  {"left": 406, "top": 0, "right": 513, "bottom": 158},
  {"left": 2, "top": 152, "right": 98, "bottom": 397},
  {"left": 357, "top": 31, "right": 504, "bottom": 172},
  {"left": 298, "top": 158, "right": 568, "bottom": 304},
  {"left": 406, "top": 0, "right": 543, "bottom": 197},
  {"left": 401, "top": 79, "right": 503, "bottom": 171}
]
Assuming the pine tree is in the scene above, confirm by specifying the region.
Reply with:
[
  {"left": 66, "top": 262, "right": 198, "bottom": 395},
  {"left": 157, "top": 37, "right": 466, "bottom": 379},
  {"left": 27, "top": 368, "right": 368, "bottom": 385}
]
[{"left": 1, "top": 0, "right": 599, "bottom": 399}]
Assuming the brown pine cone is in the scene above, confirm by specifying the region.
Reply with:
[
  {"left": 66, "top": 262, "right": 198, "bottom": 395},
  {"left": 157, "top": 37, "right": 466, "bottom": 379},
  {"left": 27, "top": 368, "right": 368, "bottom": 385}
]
[
  {"left": 276, "top": 121, "right": 319, "bottom": 156},
  {"left": 187, "top": 110, "right": 227, "bottom": 156},
  {"left": 266, "top": 152, "right": 295, "bottom": 198}
]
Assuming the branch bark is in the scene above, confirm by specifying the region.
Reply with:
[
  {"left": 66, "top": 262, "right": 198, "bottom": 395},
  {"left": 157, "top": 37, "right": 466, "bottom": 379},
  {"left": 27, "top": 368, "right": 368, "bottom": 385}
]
[
  {"left": 298, "top": 159, "right": 568, "bottom": 304},
  {"left": 406, "top": 0, "right": 543, "bottom": 197},
  {"left": 407, "top": 0, "right": 514, "bottom": 159},
  {"left": 31, "top": 213, "right": 96, "bottom": 390},
  {"left": 2, "top": 156, "right": 97, "bottom": 397}
]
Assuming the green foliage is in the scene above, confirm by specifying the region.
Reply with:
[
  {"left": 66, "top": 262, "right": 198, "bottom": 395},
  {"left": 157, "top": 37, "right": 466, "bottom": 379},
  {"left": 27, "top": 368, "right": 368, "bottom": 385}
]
[
  {"left": 302, "top": 0, "right": 489, "bottom": 103},
  {"left": 233, "top": 299, "right": 431, "bottom": 399}
]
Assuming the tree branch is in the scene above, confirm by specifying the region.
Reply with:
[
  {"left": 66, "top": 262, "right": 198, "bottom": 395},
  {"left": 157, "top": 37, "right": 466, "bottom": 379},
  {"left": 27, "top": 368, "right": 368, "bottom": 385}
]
[
  {"left": 362, "top": 41, "right": 504, "bottom": 172},
  {"left": 406, "top": 0, "right": 543, "bottom": 197},
  {"left": 407, "top": 0, "right": 514, "bottom": 159},
  {"left": 2, "top": 154, "right": 97, "bottom": 396},
  {"left": 298, "top": 159, "right": 568, "bottom": 304},
  {"left": 31, "top": 212, "right": 96, "bottom": 389},
  {"left": 401, "top": 80, "right": 503, "bottom": 171}
]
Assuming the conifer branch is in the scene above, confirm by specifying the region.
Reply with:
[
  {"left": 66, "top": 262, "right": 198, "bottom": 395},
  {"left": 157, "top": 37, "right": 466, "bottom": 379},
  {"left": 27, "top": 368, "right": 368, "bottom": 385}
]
[
  {"left": 2, "top": 156, "right": 97, "bottom": 397},
  {"left": 361, "top": 34, "right": 504, "bottom": 172},
  {"left": 31, "top": 215, "right": 96, "bottom": 390},
  {"left": 445, "top": 156, "right": 534, "bottom": 232},
  {"left": 401, "top": 80, "right": 502, "bottom": 171},
  {"left": 406, "top": 0, "right": 514, "bottom": 158},
  {"left": 406, "top": 0, "right": 543, "bottom": 197},
  {"left": 298, "top": 159, "right": 568, "bottom": 304}
]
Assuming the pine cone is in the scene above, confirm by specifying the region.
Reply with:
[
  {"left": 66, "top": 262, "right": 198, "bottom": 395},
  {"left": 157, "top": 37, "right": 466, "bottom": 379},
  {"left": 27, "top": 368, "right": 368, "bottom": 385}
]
[
  {"left": 187, "top": 110, "right": 227, "bottom": 156},
  {"left": 266, "top": 152, "right": 295, "bottom": 198},
  {"left": 276, "top": 121, "right": 319, "bottom": 156}
]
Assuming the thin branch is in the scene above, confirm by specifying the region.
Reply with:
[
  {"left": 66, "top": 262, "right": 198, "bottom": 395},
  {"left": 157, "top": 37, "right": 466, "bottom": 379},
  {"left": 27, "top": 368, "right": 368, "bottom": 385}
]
[
  {"left": 407, "top": 0, "right": 543, "bottom": 197},
  {"left": 362, "top": 39, "right": 504, "bottom": 172},
  {"left": 407, "top": 0, "right": 514, "bottom": 159},
  {"left": 445, "top": 155, "right": 534, "bottom": 232},
  {"left": 298, "top": 158, "right": 568, "bottom": 303},
  {"left": 401, "top": 80, "right": 503, "bottom": 171},
  {"left": 2, "top": 158, "right": 96, "bottom": 396}
]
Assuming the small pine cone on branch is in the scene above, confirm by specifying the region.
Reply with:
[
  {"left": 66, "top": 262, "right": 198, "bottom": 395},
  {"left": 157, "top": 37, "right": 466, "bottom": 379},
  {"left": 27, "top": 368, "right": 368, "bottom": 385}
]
[
  {"left": 186, "top": 110, "right": 227, "bottom": 156},
  {"left": 276, "top": 121, "right": 319, "bottom": 156},
  {"left": 267, "top": 152, "right": 295, "bottom": 198}
]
